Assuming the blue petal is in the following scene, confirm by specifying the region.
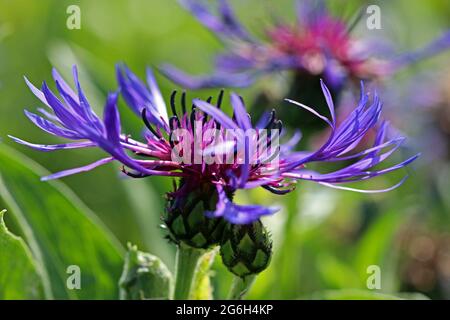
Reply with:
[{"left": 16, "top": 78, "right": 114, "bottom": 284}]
[
  {"left": 24, "top": 110, "right": 80, "bottom": 139},
  {"left": 193, "top": 99, "right": 238, "bottom": 129},
  {"left": 179, "top": 0, "right": 252, "bottom": 41},
  {"left": 206, "top": 185, "right": 279, "bottom": 224},
  {"left": 159, "top": 64, "right": 255, "bottom": 89},
  {"left": 392, "top": 30, "right": 450, "bottom": 69},
  {"left": 146, "top": 67, "right": 169, "bottom": 125},
  {"left": 8, "top": 136, "right": 95, "bottom": 152},
  {"left": 103, "top": 92, "right": 121, "bottom": 143},
  {"left": 41, "top": 157, "right": 115, "bottom": 181}
]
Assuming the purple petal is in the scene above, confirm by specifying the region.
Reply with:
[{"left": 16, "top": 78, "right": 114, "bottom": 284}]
[
  {"left": 255, "top": 111, "right": 272, "bottom": 129},
  {"left": 24, "top": 77, "right": 50, "bottom": 108},
  {"left": 284, "top": 98, "right": 333, "bottom": 128},
  {"left": 223, "top": 203, "right": 279, "bottom": 224},
  {"left": 320, "top": 79, "right": 336, "bottom": 124},
  {"left": 326, "top": 137, "right": 405, "bottom": 162},
  {"left": 41, "top": 82, "right": 83, "bottom": 129},
  {"left": 319, "top": 175, "right": 409, "bottom": 194},
  {"left": 24, "top": 110, "right": 80, "bottom": 139},
  {"left": 159, "top": 64, "right": 255, "bottom": 89},
  {"left": 392, "top": 30, "right": 450, "bottom": 70},
  {"left": 116, "top": 64, "right": 142, "bottom": 115},
  {"left": 36, "top": 108, "right": 60, "bottom": 122},
  {"left": 296, "top": 0, "right": 326, "bottom": 26},
  {"left": 179, "top": 0, "right": 252, "bottom": 41},
  {"left": 8, "top": 136, "right": 95, "bottom": 152},
  {"left": 215, "top": 53, "right": 256, "bottom": 72},
  {"left": 217, "top": 0, "right": 253, "bottom": 41},
  {"left": 117, "top": 64, "right": 168, "bottom": 128},
  {"left": 146, "top": 67, "right": 169, "bottom": 125},
  {"left": 206, "top": 185, "right": 279, "bottom": 224},
  {"left": 230, "top": 93, "right": 251, "bottom": 130},
  {"left": 41, "top": 157, "right": 115, "bottom": 181},
  {"left": 52, "top": 68, "right": 78, "bottom": 102},
  {"left": 193, "top": 99, "right": 238, "bottom": 129},
  {"left": 72, "top": 66, "right": 104, "bottom": 131},
  {"left": 103, "top": 92, "right": 121, "bottom": 143},
  {"left": 230, "top": 93, "right": 252, "bottom": 186},
  {"left": 55, "top": 80, "right": 85, "bottom": 117},
  {"left": 281, "top": 130, "right": 302, "bottom": 154}
]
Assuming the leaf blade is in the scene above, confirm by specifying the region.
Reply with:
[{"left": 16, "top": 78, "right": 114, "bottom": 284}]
[
  {"left": 0, "top": 145, "right": 124, "bottom": 299},
  {"left": 0, "top": 210, "right": 47, "bottom": 299}
]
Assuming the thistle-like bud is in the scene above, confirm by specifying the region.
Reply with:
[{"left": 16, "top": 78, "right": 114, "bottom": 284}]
[
  {"left": 119, "top": 244, "right": 172, "bottom": 300},
  {"left": 164, "top": 180, "right": 225, "bottom": 249},
  {"left": 220, "top": 220, "right": 272, "bottom": 278}
]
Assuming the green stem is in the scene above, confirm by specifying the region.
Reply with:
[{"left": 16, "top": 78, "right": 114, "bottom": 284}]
[
  {"left": 173, "top": 243, "right": 204, "bottom": 300},
  {"left": 227, "top": 275, "right": 256, "bottom": 300},
  {"left": 189, "top": 247, "right": 218, "bottom": 300}
]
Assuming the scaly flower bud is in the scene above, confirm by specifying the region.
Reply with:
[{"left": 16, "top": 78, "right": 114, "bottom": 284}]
[
  {"left": 220, "top": 220, "right": 272, "bottom": 278},
  {"left": 164, "top": 180, "right": 225, "bottom": 249},
  {"left": 119, "top": 244, "right": 172, "bottom": 300}
]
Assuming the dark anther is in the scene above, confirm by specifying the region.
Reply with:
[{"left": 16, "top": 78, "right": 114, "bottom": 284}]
[
  {"left": 263, "top": 147, "right": 280, "bottom": 163},
  {"left": 216, "top": 89, "right": 224, "bottom": 109},
  {"left": 266, "top": 120, "right": 282, "bottom": 149},
  {"left": 265, "top": 109, "right": 276, "bottom": 129},
  {"left": 121, "top": 166, "right": 148, "bottom": 178},
  {"left": 262, "top": 185, "right": 294, "bottom": 195},
  {"left": 214, "top": 90, "right": 224, "bottom": 129},
  {"left": 141, "top": 108, "right": 162, "bottom": 139},
  {"left": 169, "top": 132, "right": 175, "bottom": 149},
  {"left": 274, "top": 119, "right": 283, "bottom": 133},
  {"left": 172, "top": 179, "right": 177, "bottom": 192},
  {"left": 203, "top": 96, "right": 212, "bottom": 123},
  {"left": 170, "top": 90, "right": 178, "bottom": 118},
  {"left": 190, "top": 108, "right": 197, "bottom": 129},
  {"left": 169, "top": 115, "right": 180, "bottom": 131},
  {"left": 181, "top": 91, "right": 187, "bottom": 114}
]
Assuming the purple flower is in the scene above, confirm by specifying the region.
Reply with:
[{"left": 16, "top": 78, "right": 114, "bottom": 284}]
[
  {"left": 160, "top": 0, "right": 450, "bottom": 90},
  {"left": 10, "top": 65, "right": 418, "bottom": 224}
]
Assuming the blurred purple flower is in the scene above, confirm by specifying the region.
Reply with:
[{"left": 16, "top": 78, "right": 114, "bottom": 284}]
[
  {"left": 10, "top": 65, "right": 418, "bottom": 223},
  {"left": 160, "top": 0, "right": 450, "bottom": 91}
]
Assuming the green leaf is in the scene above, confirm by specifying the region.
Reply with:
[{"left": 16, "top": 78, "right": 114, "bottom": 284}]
[
  {"left": 0, "top": 210, "right": 46, "bottom": 299},
  {"left": 317, "top": 253, "right": 360, "bottom": 289},
  {"left": 354, "top": 208, "right": 404, "bottom": 291},
  {"left": 0, "top": 145, "right": 124, "bottom": 299},
  {"left": 310, "top": 289, "right": 429, "bottom": 300},
  {"left": 119, "top": 243, "right": 172, "bottom": 300}
]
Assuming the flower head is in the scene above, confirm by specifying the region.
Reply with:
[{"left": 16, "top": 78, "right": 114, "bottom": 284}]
[
  {"left": 160, "top": 0, "right": 450, "bottom": 91},
  {"left": 10, "top": 65, "right": 417, "bottom": 224}
]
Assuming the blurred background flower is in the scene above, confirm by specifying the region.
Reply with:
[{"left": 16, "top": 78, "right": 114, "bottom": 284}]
[
  {"left": 161, "top": 0, "right": 450, "bottom": 134},
  {"left": 0, "top": 0, "right": 449, "bottom": 299}
]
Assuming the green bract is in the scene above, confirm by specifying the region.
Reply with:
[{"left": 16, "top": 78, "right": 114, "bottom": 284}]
[
  {"left": 119, "top": 244, "right": 173, "bottom": 300},
  {"left": 164, "top": 182, "right": 225, "bottom": 249},
  {"left": 220, "top": 220, "right": 272, "bottom": 278}
]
